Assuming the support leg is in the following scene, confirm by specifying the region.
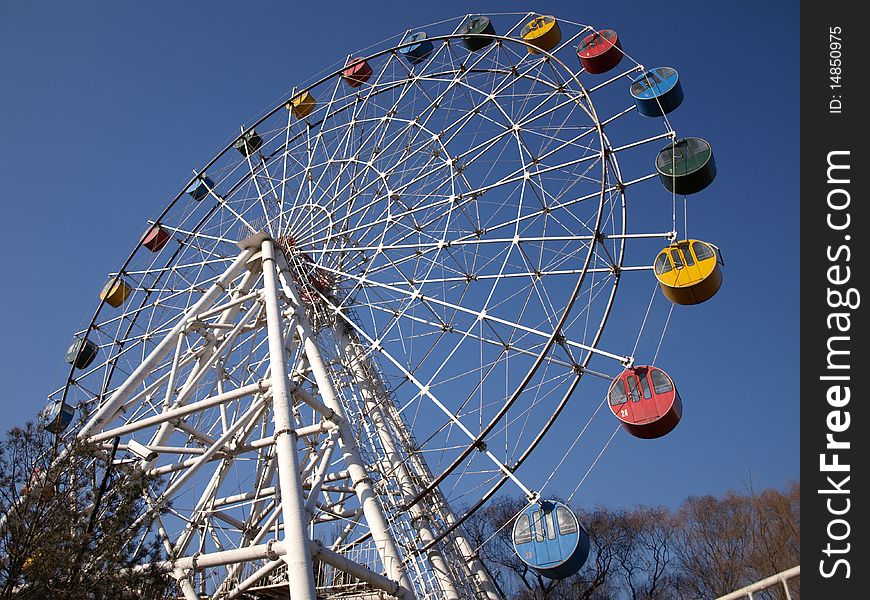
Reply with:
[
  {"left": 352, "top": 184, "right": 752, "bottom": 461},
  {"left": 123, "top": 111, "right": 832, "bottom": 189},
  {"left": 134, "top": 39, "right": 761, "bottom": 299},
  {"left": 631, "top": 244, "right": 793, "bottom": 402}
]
[
  {"left": 338, "top": 324, "right": 459, "bottom": 600},
  {"left": 274, "top": 250, "right": 416, "bottom": 600},
  {"left": 261, "top": 239, "right": 318, "bottom": 600}
]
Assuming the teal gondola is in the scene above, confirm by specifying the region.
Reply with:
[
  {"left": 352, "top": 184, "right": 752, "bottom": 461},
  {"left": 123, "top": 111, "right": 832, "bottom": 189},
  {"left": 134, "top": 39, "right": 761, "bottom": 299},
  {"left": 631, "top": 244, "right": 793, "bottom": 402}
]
[
  {"left": 65, "top": 337, "right": 98, "bottom": 370},
  {"left": 459, "top": 16, "right": 496, "bottom": 51},
  {"left": 655, "top": 137, "right": 716, "bottom": 195},
  {"left": 233, "top": 130, "right": 263, "bottom": 157}
]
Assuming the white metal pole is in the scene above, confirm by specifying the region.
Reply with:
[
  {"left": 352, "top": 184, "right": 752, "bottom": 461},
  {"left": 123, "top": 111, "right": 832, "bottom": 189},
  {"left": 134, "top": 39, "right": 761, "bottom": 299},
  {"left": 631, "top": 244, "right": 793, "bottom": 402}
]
[
  {"left": 149, "top": 540, "right": 408, "bottom": 599},
  {"left": 225, "top": 559, "right": 283, "bottom": 599},
  {"left": 443, "top": 514, "right": 502, "bottom": 600},
  {"left": 261, "top": 238, "right": 318, "bottom": 600},
  {"left": 303, "top": 429, "right": 340, "bottom": 517},
  {"left": 274, "top": 252, "right": 416, "bottom": 600},
  {"left": 172, "top": 403, "right": 268, "bottom": 558},
  {"left": 219, "top": 503, "right": 282, "bottom": 593},
  {"left": 128, "top": 398, "right": 266, "bottom": 531},
  {"left": 374, "top": 361, "right": 502, "bottom": 600},
  {"left": 714, "top": 566, "right": 801, "bottom": 600},
  {"left": 141, "top": 289, "right": 262, "bottom": 467},
  {"left": 175, "top": 570, "right": 200, "bottom": 600},
  {"left": 405, "top": 441, "right": 501, "bottom": 600},
  {"left": 338, "top": 325, "right": 460, "bottom": 600},
  {"left": 89, "top": 380, "right": 270, "bottom": 443},
  {"left": 312, "top": 540, "right": 407, "bottom": 598}
]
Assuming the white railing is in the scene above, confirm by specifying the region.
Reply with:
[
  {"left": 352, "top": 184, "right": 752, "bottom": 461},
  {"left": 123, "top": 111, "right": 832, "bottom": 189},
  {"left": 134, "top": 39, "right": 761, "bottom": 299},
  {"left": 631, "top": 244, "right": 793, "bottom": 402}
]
[{"left": 716, "top": 565, "right": 800, "bottom": 600}]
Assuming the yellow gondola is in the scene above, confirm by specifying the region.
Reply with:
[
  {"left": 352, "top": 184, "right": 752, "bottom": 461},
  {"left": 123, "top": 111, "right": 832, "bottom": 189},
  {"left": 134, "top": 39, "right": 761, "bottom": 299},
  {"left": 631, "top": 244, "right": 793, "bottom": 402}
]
[
  {"left": 520, "top": 16, "right": 562, "bottom": 54},
  {"left": 653, "top": 239, "right": 722, "bottom": 305},
  {"left": 100, "top": 277, "right": 132, "bottom": 307},
  {"left": 287, "top": 91, "right": 316, "bottom": 119}
]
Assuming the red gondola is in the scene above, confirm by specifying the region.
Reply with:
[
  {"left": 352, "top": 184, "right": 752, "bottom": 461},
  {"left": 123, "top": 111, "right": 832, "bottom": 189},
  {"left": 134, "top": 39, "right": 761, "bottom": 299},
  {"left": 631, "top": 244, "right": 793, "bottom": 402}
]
[
  {"left": 608, "top": 365, "right": 681, "bottom": 439},
  {"left": 141, "top": 224, "right": 171, "bottom": 252},
  {"left": 576, "top": 29, "right": 623, "bottom": 74},
  {"left": 342, "top": 57, "right": 373, "bottom": 87}
]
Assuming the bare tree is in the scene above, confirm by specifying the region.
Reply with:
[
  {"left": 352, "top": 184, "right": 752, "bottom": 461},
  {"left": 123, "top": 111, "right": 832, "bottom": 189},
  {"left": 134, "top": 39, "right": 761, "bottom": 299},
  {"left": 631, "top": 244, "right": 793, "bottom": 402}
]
[
  {"left": 568, "top": 506, "right": 622, "bottom": 600},
  {"left": 747, "top": 481, "right": 800, "bottom": 594},
  {"left": 670, "top": 482, "right": 800, "bottom": 599},
  {"left": 672, "top": 492, "right": 754, "bottom": 597},
  {"left": 612, "top": 506, "right": 678, "bottom": 600},
  {"left": 0, "top": 422, "right": 170, "bottom": 599}
]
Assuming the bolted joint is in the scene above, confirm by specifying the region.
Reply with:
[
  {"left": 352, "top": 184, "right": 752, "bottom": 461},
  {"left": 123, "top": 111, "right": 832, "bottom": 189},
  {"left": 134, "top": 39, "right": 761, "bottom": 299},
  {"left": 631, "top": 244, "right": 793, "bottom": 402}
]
[
  {"left": 352, "top": 475, "right": 373, "bottom": 490},
  {"left": 308, "top": 539, "right": 324, "bottom": 557},
  {"left": 266, "top": 538, "right": 280, "bottom": 561},
  {"left": 273, "top": 427, "right": 297, "bottom": 443}
]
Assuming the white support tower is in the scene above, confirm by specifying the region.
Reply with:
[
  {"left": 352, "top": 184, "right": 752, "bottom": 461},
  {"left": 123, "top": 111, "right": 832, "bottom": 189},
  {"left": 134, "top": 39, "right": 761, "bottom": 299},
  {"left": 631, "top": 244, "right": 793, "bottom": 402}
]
[{"left": 67, "top": 234, "right": 503, "bottom": 599}]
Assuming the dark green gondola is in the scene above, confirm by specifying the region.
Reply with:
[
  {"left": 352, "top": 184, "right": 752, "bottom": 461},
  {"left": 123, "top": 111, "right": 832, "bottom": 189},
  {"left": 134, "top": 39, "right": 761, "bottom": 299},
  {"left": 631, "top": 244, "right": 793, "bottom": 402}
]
[
  {"left": 460, "top": 16, "right": 496, "bottom": 51},
  {"left": 656, "top": 137, "right": 716, "bottom": 195}
]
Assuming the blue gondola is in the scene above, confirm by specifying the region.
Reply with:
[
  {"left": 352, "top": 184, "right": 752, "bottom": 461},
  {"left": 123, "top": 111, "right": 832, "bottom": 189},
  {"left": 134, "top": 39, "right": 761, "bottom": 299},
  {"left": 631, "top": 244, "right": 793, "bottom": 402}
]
[
  {"left": 399, "top": 32, "right": 434, "bottom": 65},
  {"left": 512, "top": 500, "right": 590, "bottom": 579},
  {"left": 630, "top": 67, "right": 684, "bottom": 117},
  {"left": 41, "top": 400, "right": 75, "bottom": 434},
  {"left": 186, "top": 174, "right": 215, "bottom": 201}
]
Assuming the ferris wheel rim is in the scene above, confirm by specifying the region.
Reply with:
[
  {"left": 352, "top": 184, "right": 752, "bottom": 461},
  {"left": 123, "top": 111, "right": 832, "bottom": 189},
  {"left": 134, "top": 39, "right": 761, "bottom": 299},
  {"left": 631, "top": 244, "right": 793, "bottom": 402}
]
[
  {"left": 56, "top": 24, "right": 631, "bottom": 532},
  {"left": 411, "top": 129, "right": 629, "bottom": 553},
  {"left": 56, "top": 23, "right": 625, "bottom": 424}
]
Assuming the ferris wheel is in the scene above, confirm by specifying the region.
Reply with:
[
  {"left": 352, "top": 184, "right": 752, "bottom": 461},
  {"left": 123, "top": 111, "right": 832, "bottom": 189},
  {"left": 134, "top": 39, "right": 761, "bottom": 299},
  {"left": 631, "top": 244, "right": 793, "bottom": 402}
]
[{"left": 38, "top": 12, "right": 720, "bottom": 600}]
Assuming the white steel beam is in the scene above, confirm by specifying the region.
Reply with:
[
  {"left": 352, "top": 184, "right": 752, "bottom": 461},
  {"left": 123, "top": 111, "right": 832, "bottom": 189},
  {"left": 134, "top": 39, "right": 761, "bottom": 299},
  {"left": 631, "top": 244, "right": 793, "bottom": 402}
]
[
  {"left": 338, "top": 324, "right": 459, "bottom": 600},
  {"left": 128, "top": 397, "right": 266, "bottom": 531},
  {"left": 141, "top": 282, "right": 263, "bottom": 467},
  {"left": 274, "top": 249, "right": 417, "bottom": 599},
  {"left": 88, "top": 380, "right": 270, "bottom": 443},
  {"left": 79, "top": 247, "right": 255, "bottom": 439},
  {"left": 353, "top": 341, "right": 501, "bottom": 600},
  {"left": 261, "top": 237, "right": 318, "bottom": 600},
  {"left": 149, "top": 539, "right": 410, "bottom": 599}
]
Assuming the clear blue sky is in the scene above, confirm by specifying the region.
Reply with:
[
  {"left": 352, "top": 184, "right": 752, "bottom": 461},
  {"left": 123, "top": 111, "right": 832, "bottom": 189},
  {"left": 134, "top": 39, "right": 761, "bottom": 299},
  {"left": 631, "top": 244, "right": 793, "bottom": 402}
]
[{"left": 0, "top": 0, "right": 799, "bottom": 509}]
